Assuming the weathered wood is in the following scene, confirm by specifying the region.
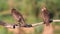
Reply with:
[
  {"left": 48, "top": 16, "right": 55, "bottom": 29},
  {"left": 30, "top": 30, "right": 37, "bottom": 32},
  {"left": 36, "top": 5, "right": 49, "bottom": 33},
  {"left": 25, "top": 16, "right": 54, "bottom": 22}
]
[
  {"left": 0, "top": 20, "right": 60, "bottom": 34},
  {"left": 32, "top": 20, "right": 60, "bottom": 27},
  {"left": 42, "top": 24, "right": 53, "bottom": 34}
]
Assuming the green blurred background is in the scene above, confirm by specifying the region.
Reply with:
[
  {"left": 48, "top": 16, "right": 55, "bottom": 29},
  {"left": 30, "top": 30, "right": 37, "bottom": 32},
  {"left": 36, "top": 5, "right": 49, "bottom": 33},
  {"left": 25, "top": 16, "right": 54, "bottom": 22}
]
[{"left": 0, "top": 0, "right": 60, "bottom": 34}]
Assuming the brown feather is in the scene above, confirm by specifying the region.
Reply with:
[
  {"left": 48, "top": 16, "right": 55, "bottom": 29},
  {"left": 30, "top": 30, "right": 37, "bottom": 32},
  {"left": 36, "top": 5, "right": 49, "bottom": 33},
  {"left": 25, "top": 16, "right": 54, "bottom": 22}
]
[
  {"left": 41, "top": 7, "right": 50, "bottom": 26},
  {"left": 11, "top": 8, "right": 26, "bottom": 26}
]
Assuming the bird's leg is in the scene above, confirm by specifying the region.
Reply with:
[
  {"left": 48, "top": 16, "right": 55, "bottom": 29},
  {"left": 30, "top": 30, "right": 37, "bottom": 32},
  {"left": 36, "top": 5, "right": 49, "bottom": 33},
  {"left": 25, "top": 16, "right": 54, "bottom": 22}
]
[{"left": 43, "top": 21, "right": 50, "bottom": 26}]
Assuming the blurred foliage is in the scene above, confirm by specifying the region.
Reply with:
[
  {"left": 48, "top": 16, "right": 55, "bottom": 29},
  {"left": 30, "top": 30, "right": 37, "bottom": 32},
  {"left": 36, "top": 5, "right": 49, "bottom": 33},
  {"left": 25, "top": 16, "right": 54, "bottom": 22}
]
[
  {"left": 0, "top": 26, "right": 8, "bottom": 34},
  {"left": 0, "top": 0, "right": 60, "bottom": 34},
  {"left": 0, "top": 0, "right": 59, "bottom": 24},
  {"left": 0, "top": 0, "right": 9, "bottom": 11},
  {"left": 54, "top": 27, "right": 60, "bottom": 34},
  {"left": 52, "top": 22, "right": 60, "bottom": 34},
  {"left": 34, "top": 25, "right": 44, "bottom": 34}
]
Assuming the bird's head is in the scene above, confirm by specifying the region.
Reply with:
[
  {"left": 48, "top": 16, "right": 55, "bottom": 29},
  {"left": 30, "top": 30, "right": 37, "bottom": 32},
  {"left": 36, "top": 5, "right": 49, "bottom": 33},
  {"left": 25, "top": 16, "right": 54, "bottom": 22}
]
[
  {"left": 41, "top": 6, "right": 46, "bottom": 12},
  {"left": 11, "top": 8, "right": 17, "bottom": 13}
]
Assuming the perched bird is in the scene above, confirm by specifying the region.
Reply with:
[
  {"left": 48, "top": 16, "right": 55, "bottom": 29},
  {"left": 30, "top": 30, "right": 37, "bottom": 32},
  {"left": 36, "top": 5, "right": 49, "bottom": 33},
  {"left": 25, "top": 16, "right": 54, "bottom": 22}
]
[
  {"left": 41, "top": 7, "right": 52, "bottom": 26},
  {"left": 11, "top": 8, "right": 26, "bottom": 27},
  {"left": 11, "top": 8, "right": 32, "bottom": 27},
  {"left": 0, "top": 8, "right": 32, "bottom": 29}
]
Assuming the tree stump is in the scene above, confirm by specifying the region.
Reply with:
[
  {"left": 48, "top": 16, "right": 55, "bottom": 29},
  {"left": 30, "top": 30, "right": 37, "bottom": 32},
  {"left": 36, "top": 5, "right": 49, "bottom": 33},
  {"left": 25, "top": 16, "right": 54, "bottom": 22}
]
[{"left": 42, "top": 24, "right": 53, "bottom": 34}]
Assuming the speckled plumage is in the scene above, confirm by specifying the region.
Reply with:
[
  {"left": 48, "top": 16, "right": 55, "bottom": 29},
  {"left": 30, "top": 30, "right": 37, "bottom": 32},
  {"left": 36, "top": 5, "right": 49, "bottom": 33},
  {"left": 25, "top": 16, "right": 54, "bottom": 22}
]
[{"left": 41, "top": 7, "right": 50, "bottom": 26}]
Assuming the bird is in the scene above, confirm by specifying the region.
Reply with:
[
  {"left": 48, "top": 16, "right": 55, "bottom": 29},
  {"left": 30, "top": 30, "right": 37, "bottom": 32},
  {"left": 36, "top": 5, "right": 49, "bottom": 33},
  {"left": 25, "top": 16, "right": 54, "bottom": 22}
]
[
  {"left": 0, "top": 8, "right": 32, "bottom": 29},
  {"left": 11, "top": 8, "right": 32, "bottom": 27},
  {"left": 41, "top": 7, "right": 52, "bottom": 26}
]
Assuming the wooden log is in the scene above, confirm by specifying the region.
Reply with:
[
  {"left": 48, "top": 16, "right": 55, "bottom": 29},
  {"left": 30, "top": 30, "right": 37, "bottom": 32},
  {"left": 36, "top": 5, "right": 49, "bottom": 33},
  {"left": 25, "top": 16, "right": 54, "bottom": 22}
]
[
  {"left": 42, "top": 24, "right": 53, "bottom": 34},
  {"left": 1, "top": 20, "right": 60, "bottom": 34}
]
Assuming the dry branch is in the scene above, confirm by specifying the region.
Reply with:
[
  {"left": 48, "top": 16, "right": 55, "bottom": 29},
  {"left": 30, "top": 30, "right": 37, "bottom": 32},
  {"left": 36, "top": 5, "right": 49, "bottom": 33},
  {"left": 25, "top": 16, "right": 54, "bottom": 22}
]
[
  {"left": 32, "top": 20, "right": 60, "bottom": 27},
  {"left": 0, "top": 20, "right": 59, "bottom": 28},
  {"left": 0, "top": 20, "right": 60, "bottom": 34}
]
